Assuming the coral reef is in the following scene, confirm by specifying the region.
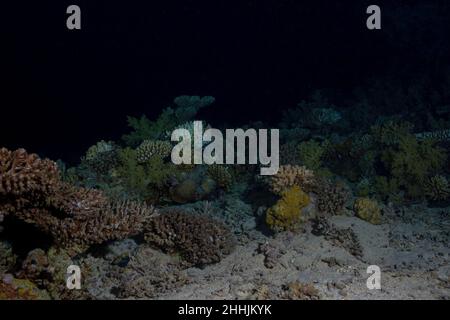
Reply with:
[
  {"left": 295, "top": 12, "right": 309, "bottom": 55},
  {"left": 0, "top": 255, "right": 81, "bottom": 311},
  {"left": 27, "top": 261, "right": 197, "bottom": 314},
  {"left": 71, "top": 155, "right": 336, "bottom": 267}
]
[
  {"left": 266, "top": 186, "right": 310, "bottom": 232},
  {"left": 354, "top": 197, "right": 382, "bottom": 225},
  {"left": 144, "top": 209, "right": 235, "bottom": 267},
  {"left": 0, "top": 274, "right": 50, "bottom": 300},
  {"left": 381, "top": 134, "right": 447, "bottom": 198}
]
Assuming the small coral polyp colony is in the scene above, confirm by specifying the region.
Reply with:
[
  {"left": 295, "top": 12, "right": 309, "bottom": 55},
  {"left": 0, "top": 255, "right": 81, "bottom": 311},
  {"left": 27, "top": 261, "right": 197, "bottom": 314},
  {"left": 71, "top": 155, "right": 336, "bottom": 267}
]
[{"left": 1, "top": 93, "right": 449, "bottom": 299}]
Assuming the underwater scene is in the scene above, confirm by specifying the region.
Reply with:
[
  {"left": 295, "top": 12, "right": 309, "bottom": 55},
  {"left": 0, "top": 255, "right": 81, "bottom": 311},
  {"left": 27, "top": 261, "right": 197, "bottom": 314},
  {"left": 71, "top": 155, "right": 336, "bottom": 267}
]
[{"left": 1, "top": 1, "right": 449, "bottom": 301}]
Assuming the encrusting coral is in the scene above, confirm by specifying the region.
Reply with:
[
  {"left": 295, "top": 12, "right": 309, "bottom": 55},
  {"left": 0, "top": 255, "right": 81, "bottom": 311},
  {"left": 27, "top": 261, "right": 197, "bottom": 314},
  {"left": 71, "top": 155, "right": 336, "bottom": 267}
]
[
  {"left": 144, "top": 208, "right": 235, "bottom": 267},
  {"left": 353, "top": 197, "right": 382, "bottom": 225},
  {"left": 136, "top": 140, "right": 172, "bottom": 163},
  {"left": 266, "top": 185, "right": 310, "bottom": 232}
]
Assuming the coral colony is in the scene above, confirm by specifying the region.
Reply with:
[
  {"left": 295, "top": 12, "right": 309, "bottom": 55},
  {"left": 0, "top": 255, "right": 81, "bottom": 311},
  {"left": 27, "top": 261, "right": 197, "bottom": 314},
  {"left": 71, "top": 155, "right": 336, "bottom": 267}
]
[{"left": 1, "top": 93, "right": 449, "bottom": 300}]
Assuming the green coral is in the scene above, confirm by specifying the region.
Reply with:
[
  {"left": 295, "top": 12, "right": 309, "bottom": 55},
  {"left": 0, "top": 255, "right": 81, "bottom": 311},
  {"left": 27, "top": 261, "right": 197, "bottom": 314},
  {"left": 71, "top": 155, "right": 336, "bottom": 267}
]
[
  {"left": 371, "top": 120, "right": 414, "bottom": 146},
  {"left": 298, "top": 140, "right": 326, "bottom": 171},
  {"left": 266, "top": 186, "right": 310, "bottom": 232},
  {"left": 354, "top": 197, "right": 382, "bottom": 225},
  {"left": 381, "top": 135, "right": 447, "bottom": 198},
  {"left": 122, "top": 96, "right": 215, "bottom": 146},
  {"left": 115, "top": 148, "right": 180, "bottom": 202}
]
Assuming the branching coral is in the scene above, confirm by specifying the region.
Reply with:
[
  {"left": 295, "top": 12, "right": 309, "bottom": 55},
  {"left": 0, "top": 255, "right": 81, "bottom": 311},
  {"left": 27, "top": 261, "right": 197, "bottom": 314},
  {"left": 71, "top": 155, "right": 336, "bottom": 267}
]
[
  {"left": 206, "top": 165, "right": 233, "bottom": 190},
  {"left": 297, "top": 140, "right": 327, "bottom": 171},
  {"left": 381, "top": 135, "right": 447, "bottom": 198},
  {"left": 267, "top": 165, "right": 315, "bottom": 195},
  {"left": 122, "top": 96, "right": 215, "bottom": 146},
  {"left": 115, "top": 147, "right": 179, "bottom": 201},
  {"left": 266, "top": 186, "right": 310, "bottom": 232},
  {"left": 0, "top": 148, "right": 156, "bottom": 252},
  {"left": 371, "top": 120, "right": 414, "bottom": 146},
  {"left": 44, "top": 184, "right": 156, "bottom": 248},
  {"left": 144, "top": 209, "right": 235, "bottom": 267},
  {"left": 425, "top": 175, "right": 450, "bottom": 201},
  {"left": 136, "top": 140, "right": 172, "bottom": 163},
  {"left": 83, "top": 140, "right": 119, "bottom": 175},
  {"left": 354, "top": 197, "right": 382, "bottom": 225},
  {"left": 0, "top": 148, "right": 59, "bottom": 197},
  {"left": 316, "top": 180, "right": 350, "bottom": 215}
]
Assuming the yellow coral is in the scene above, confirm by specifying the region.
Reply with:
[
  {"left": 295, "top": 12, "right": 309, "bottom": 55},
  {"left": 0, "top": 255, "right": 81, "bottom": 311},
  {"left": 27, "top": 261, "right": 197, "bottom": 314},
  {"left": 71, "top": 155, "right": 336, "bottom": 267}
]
[
  {"left": 354, "top": 197, "right": 382, "bottom": 225},
  {"left": 266, "top": 186, "right": 310, "bottom": 232}
]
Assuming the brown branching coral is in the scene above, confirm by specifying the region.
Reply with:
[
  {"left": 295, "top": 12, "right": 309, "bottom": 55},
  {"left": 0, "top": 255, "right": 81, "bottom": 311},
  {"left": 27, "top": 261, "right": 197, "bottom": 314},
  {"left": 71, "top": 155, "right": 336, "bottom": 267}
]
[
  {"left": 36, "top": 184, "right": 156, "bottom": 248},
  {"left": 0, "top": 148, "right": 156, "bottom": 252},
  {"left": 144, "top": 209, "right": 235, "bottom": 267},
  {"left": 316, "top": 180, "right": 350, "bottom": 215},
  {"left": 0, "top": 148, "right": 59, "bottom": 197},
  {"left": 267, "top": 165, "right": 315, "bottom": 195}
]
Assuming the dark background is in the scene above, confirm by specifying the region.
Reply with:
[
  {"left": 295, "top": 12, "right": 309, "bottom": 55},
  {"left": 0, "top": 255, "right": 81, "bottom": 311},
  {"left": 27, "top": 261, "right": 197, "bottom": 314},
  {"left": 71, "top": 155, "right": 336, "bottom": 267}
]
[{"left": 2, "top": 0, "right": 450, "bottom": 163}]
